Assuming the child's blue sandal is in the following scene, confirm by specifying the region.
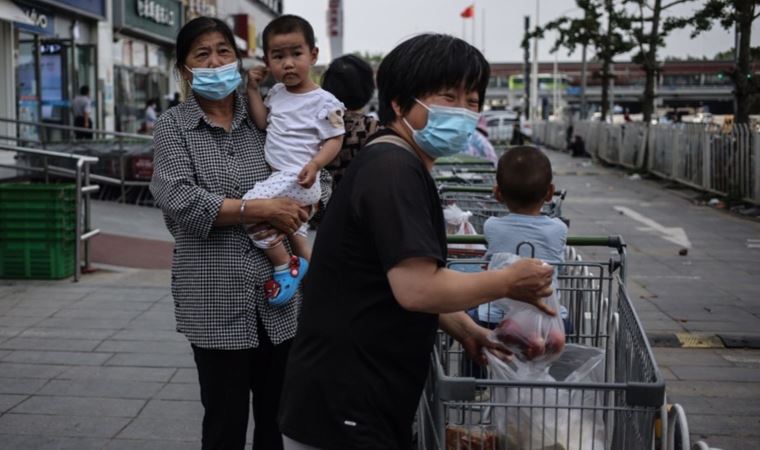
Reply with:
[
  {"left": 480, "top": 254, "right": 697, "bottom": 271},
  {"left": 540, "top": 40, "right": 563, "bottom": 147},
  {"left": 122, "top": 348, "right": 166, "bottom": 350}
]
[{"left": 265, "top": 256, "right": 309, "bottom": 306}]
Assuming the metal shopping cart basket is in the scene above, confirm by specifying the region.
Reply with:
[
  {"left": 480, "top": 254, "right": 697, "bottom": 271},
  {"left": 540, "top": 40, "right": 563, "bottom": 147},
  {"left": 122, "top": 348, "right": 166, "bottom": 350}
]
[
  {"left": 440, "top": 185, "right": 568, "bottom": 236},
  {"left": 415, "top": 235, "right": 666, "bottom": 450}
]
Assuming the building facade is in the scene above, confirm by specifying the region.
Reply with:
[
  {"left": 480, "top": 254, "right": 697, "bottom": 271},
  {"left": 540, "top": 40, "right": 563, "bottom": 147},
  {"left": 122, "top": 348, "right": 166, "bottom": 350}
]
[
  {"left": 112, "top": 0, "right": 183, "bottom": 133},
  {"left": 7, "top": 0, "right": 107, "bottom": 141},
  {"left": 0, "top": 0, "right": 281, "bottom": 141}
]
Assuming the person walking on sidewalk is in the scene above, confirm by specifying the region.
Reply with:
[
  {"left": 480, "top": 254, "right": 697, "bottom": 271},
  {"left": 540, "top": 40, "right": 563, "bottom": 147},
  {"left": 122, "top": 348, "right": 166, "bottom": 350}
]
[
  {"left": 150, "top": 16, "right": 330, "bottom": 450},
  {"left": 72, "top": 85, "right": 93, "bottom": 139}
]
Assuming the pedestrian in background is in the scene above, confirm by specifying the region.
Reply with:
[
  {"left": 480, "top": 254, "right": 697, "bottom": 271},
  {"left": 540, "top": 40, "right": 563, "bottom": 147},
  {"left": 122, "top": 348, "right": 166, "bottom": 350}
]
[
  {"left": 72, "top": 85, "right": 93, "bottom": 139},
  {"left": 510, "top": 121, "right": 526, "bottom": 146},
  {"left": 141, "top": 98, "right": 158, "bottom": 134},
  {"left": 321, "top": 54, "right": 380, "bottom": 187},
  {"left": 150, "top": 16, "right": 329, "bottom": 450}
]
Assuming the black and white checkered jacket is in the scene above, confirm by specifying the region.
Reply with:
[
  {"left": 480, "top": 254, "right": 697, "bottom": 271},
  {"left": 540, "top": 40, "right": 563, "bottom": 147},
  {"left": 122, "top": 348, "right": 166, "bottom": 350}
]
[{"left": 150, "top": 91, "right": 331, "bottom": 350}]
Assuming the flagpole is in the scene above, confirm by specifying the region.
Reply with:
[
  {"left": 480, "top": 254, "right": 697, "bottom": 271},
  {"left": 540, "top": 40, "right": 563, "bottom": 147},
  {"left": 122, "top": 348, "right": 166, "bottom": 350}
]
[
  {"left": 481, "top": 8, "right": 486, "bottom": 54},
  {"left": 462, "top": 18, "right": 465, "bottom": 41},
  {"left": 471, "top": 5, "right": 476, "bottom": 46}
]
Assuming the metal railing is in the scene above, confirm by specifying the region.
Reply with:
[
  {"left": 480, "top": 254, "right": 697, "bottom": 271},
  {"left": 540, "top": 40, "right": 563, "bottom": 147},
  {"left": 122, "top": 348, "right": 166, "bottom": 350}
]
[
  {"left": 534, "top": 120, "right": 760, "bottom": 204},
  {"left": 0, "top": 117, "right": 153, "bottom": 203},
  {"left": 0, "top": 143, "right": 100, "bottom": 281}
]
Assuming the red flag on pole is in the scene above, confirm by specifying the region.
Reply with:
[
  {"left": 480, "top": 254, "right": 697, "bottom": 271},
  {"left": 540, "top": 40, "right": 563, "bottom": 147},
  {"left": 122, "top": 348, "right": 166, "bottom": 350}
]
[{"left": 460, "top": 4, "right": 474, "bottom": 18}]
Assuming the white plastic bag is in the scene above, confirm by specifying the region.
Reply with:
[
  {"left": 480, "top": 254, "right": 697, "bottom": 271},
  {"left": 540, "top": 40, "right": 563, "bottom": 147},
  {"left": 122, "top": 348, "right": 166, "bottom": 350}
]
[
  {"left": 486, "top": 344, "right": 607, "bottom": 450},
  {"left": 444, "top": 204, "right": 486, "bottom": 251},
  {"left": 488, "top": 252, "right": 565, "bottom": 369}
]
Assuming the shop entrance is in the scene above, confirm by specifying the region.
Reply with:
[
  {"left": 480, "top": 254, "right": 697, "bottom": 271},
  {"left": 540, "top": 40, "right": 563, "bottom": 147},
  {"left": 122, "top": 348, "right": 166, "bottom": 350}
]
[{"left": 16, "top": 34, "right": 97, "bottom": 143}]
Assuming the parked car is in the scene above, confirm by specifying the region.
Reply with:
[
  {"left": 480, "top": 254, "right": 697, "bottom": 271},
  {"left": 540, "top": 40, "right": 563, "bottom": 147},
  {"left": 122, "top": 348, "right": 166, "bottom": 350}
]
[{"left": 485, "top": 111, "right": 520, "bottom": 142}]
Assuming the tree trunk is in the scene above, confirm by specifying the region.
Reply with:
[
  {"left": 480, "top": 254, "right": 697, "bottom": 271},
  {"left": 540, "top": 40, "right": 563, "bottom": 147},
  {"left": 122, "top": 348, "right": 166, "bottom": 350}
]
[
  {"left": 642, "top": 0, "right": 662, "bottom": 124},
  {"left": 601, "top": 57, "right": 610, "bottom": 121},
  {"left": 734, "top": 0, "right": 754, "bottom": 125}
]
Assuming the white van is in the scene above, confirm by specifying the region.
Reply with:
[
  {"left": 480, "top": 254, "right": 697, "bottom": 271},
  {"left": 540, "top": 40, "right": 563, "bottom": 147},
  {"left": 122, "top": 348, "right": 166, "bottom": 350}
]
[{"left": 484, "top": 111, "right": 520, "bottom": 142}]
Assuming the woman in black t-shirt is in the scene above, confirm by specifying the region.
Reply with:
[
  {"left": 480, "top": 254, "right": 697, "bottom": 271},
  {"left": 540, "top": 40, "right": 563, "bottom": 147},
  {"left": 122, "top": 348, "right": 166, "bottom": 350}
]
[{"left": 279, "top": 34, "right": 555, "bottom": 450}]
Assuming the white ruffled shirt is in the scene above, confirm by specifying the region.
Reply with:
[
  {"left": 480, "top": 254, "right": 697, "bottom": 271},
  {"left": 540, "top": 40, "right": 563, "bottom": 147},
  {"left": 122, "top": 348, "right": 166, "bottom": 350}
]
[{"left": 264, "top": 83, "right": 346, "bottom": 173}]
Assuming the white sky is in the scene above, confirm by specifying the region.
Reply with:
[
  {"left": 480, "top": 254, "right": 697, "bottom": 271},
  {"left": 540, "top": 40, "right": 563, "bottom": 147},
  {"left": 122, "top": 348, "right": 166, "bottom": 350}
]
[{"left": 284, "top": 0, "right": 760, "bottom": 65}]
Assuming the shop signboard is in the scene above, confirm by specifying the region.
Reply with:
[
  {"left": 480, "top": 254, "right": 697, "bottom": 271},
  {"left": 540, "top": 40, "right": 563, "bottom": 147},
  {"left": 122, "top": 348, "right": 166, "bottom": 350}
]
[
  {"left": 185, "top": 0, "right": 215, "bottom": 21},
  {"left": 38, "top": 0, "right": 105, "bottom": 18},
  {"left": 114, "top": 0, "right": 183, "bottom": 44},
  {"left": 13, "top": 1, "right": 55, "bottom": 35}
]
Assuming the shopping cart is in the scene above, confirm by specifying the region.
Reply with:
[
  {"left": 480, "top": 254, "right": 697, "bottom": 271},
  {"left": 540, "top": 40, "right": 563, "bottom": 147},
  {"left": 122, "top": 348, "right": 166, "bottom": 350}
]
[
  {"left": 415, "top": 235, "right": 667, "bottom": 450},
  {"left": 434, "top": 169, "right": 498, "bottom": 186},
  {"left": 440, "top": 185, "right": 568, "bottom": 236}
]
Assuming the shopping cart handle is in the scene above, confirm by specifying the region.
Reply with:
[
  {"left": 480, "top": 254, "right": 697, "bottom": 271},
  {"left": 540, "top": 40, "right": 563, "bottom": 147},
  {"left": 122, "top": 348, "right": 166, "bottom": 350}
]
[
  {"left": 567, "top": 235, "right": 627, "bottom": 250},
  {"left": 438, "top": 184, "right": 493, "bottom": 194},
  {"left": 447, "top": 234, "right": 627, "bottom": 250}
]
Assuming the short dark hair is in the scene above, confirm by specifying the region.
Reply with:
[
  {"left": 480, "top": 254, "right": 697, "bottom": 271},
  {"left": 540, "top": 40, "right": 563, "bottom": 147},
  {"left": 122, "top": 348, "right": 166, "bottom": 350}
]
[
  {"left": 262, "top": 15, "right": 315, "bottom": 56},
  {"left": 376, "top": 34, "right": 490, "bottom": 126},
  {"left": 80, "top": 85, "right": 90, "bottom": 95},
  {"left": 496, "top": 146, "right": 553, "bottom": 209},
  {"left": 321, "top": 55, "right": 375, "bottom": 110},
  {"left": 175, "top": 17, "right": 242, "bottom": 71}
]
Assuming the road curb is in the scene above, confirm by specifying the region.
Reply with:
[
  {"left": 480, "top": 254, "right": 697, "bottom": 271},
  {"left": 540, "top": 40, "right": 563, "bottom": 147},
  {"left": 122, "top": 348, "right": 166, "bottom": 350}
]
[{"left": 647, "top": 332, "right": 760, "bottom": 349}]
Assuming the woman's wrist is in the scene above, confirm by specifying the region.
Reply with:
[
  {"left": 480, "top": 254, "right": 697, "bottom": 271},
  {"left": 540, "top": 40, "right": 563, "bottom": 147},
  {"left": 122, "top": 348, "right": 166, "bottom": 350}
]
[{"left": 239, "top": 199, "right": 247, "bottom": 224}]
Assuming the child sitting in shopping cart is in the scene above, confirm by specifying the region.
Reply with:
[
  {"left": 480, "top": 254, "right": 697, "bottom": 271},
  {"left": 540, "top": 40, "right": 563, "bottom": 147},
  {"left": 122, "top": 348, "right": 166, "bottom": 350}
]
[
  {"left": 480, "top": 145, "right": 569, "bottom": 328},
  {"left": 461, "top": 146, "right": 569, "bottom": 379}
]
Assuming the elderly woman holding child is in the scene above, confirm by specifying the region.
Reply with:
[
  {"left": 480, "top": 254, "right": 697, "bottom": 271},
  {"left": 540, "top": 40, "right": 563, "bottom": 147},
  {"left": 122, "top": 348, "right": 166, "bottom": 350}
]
[{"left": 152, "top": 13, "right": 553, "bottom": 450}]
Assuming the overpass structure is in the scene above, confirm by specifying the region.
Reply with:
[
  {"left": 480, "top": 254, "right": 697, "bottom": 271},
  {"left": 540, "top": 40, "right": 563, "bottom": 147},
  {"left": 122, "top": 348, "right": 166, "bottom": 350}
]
[{"left": 484, "top": 60, "right": 757, "bottom": 115}]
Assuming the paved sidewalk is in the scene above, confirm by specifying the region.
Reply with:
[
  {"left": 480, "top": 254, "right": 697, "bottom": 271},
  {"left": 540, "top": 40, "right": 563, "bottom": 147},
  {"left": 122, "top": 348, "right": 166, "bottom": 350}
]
[
  {"left": 0, "top": 268, "right": 211, "bottom": 449},
  {"left": 549, "top": 148, "right": 760, "bottom": 449}
]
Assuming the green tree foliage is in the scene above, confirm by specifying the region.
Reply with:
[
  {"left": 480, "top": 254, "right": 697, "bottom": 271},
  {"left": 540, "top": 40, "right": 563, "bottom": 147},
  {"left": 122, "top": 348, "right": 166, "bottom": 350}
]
[
  {"left": 670, "top": 0, "right": 760, "bottom": 124},
  {"left": 627, "top": 0, "right": 696, "bottom": 125}
]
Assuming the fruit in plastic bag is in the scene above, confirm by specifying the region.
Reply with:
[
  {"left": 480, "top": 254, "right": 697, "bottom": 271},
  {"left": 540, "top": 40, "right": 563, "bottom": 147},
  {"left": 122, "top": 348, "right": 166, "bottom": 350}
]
[
  {"left": 494, "top": 318, "right": 546, "bottom": 360},
  {"left": 487, "top": 252, "right": 566, "bottom": 367},
  {"left": 545, "top": 327, "right": 566, "bottom": 355}
]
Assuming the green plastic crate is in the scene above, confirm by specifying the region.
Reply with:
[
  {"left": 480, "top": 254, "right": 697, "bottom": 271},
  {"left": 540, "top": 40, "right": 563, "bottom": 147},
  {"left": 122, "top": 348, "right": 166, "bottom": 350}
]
[
  {"left": 0, "top": 208, "right": 77, "bottom": 225},
  {"left": 0, "top": 227, "right": 76, "bottom": 241},
  {"left": 0, "top": 240, "right": 76, "bottom": 279},
  {"left": 0, "top": 184, "right": 76, "bottom": 210}
]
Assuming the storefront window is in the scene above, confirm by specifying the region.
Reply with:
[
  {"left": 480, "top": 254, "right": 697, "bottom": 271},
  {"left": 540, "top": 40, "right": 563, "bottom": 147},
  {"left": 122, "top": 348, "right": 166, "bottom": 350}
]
[{"left": 115, "top": 64, "right": 168, "bottom": 133}]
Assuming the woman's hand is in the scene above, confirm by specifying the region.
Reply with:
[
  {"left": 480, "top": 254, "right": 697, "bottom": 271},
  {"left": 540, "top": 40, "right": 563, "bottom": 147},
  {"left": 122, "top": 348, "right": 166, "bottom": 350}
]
[
  {"left": 460, "top": 323, "right": 512, "bottom": 367},
  {"left": 503, "top": 259, "right": 556, "bottom": 315},
  {"left": 247, "top": 67, "right": 268, "bottom": 92},
  {"left": 260, "top": 198, "right": 308, "bottom": 235},
  {"left": 441, "top": 312, "right": 512, "bottom": 367}
]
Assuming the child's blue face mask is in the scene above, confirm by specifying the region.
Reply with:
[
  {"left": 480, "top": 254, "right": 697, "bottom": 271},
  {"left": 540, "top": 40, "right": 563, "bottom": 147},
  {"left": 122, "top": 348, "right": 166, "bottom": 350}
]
[
  {"left": 403, "top": 99, "right": 480, "bottom": 159},
  {"left": 186, "top": 61, "right": 242, "bottom": 101}
]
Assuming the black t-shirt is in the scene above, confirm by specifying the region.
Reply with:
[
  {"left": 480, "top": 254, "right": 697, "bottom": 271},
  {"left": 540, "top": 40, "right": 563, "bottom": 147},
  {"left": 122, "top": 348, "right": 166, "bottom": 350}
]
[{"left": 278, "top": 130, "right": 447, "bottom": 449}]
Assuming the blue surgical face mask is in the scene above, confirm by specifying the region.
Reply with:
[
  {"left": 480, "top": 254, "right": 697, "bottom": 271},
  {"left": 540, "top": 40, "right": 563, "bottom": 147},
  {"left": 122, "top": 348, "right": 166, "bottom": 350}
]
[
  {"left": 403, "top": 99, "right": 480, "bottom": 158},
  {"left": 186, "top": 61, "right": 242, "bottom": 100}
]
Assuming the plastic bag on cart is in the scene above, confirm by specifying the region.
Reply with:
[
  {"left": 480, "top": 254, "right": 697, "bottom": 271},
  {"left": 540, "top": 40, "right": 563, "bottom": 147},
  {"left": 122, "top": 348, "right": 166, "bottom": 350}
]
[
  {"left": 488, "top": 252, "right": 565, "bottom": 370},
  {"left": 444, "top": 204, "right": 487, "bottom": 252},
  {"left": 486, "top": 344, "right": 607, "bottom": 450}
]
